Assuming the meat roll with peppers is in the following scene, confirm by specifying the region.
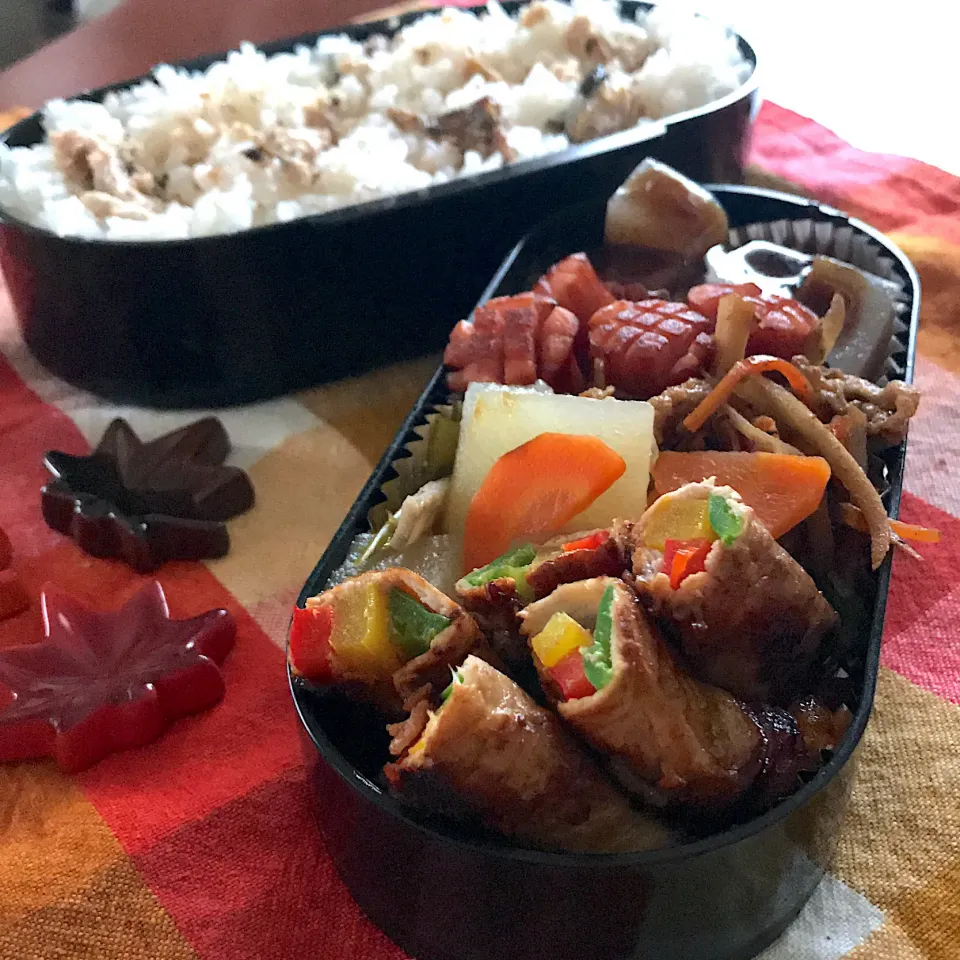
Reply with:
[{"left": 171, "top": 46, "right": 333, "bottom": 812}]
[
  {"left": 454, "top": 528, "right": 626, "bottom": 666},
  {"left": 289, "top": 568, "right": 489, "bottom": 712},
  {"left": 628, "top": 481, "right": 838, "bottom": 704},
  {"left": 385, "top": 655, "right": 671, "bottom": 853},
  {"left": 520, "top": 578, "right": 843, "bottom": 812}
]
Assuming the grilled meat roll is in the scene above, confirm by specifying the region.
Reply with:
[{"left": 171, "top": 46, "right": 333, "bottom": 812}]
[
  {"left": 628, "top": 481, "right": 837, "bottom": 704},
  {"left": 454, "top": 529, "right": 626, "bottom": 666},
  {"left": 289, "top": 568, "right": 489, "bottom": 713},
  {"left": 521, "top": 578, "right": 845, "bottom": 812},
  {"left": 385, "top": 655, "right": 672, "bottom": 853}
]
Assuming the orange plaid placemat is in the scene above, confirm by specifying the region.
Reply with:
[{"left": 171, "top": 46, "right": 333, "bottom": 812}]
[{"left": 1, "top": 69, "right": 960, "bottom": 960}]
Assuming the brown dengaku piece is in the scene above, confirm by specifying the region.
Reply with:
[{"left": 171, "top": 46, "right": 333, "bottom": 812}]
[
  {"left": 41, "top": 417, "right": 255, "bottom": 573},
  {"left": 385, "top": 655, "right": 671, "bottom": 853}
]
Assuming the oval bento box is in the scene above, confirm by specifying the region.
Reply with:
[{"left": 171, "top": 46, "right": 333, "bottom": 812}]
[
  {"left": 288, "top": 184, "right": 918, "bottom": 960},
  {"left": 0, "top": 2, "right": 757, "bottom": 409}
]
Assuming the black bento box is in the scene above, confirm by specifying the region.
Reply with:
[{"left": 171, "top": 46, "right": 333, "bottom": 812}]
[
  {"left": 0, "top": 2, "right": 757, "bottom": 409},
  {"left": 289, "top": 185, "right": 919, "bottom": 960}
]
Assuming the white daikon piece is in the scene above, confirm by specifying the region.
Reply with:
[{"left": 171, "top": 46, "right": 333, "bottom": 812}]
[{"left": 444, "top": 384, "right": 656, "bottom": 538}]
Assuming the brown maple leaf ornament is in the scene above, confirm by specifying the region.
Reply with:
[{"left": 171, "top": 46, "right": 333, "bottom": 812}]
[{"left": 41, "top": 418, "right": 255, "bottom": 572}]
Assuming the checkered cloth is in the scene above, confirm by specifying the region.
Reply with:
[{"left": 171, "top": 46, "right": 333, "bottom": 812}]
[{"left": 2, "top": 97, "right": 959, "bottom": 960}]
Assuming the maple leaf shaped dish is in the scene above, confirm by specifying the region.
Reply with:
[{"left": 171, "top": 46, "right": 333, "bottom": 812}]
[
  {"left": 0, "top": 580, "right": 236, "bottom": 772},
  {"left": 42, "top": 417, "right": 255, "bottom": 573}
]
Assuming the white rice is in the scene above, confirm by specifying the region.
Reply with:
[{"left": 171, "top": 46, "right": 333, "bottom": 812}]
[{"left": 0, "top": 0, "right": 750, "bottom": 241}]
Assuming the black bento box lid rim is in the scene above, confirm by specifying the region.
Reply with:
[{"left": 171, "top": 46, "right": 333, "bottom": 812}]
[
  {"left": 287, "top": 184, "right": 920, "bottom": 869},
  {"left": 0, "top": 1, "right": 758, "bottom": 248}
]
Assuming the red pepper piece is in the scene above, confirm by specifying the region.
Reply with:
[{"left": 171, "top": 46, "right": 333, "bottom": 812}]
[
  {"left": 0, "top": 580, "right": 235, "bottom": 772},
  {"left": 663, "top": 538, "right": 712, "bottom": 589},
  {"left": 548, "top": 649, "right": 596, "bottom": 701},
  {"left": 561, "top": 530, "right": 611, "bottom": 553},
  {"left": 288, "top": 605, "right": 335, "bottom": 682}
]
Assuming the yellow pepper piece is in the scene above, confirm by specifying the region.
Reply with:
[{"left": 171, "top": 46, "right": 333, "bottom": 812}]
[
  {"left": 329, "top": 583, "right": 401, "bottom": 676},
  {"left": 532, "top": 612, "right": 594, "bottom": 669},
  {"left": 643, "top": 497, "right": 716, "bottom": 550},
  {"left": 407, "top": 736, "right": 427, "bottom": 757}
]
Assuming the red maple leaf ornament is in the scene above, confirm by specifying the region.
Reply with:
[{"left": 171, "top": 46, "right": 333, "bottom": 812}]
[{"left": 0, "top": 580, "right": 236, "bottom": 772}]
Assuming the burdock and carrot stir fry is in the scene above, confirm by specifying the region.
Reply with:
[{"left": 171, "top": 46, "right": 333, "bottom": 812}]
[{"left": 289, "top": 159, "right": 930, "bottom": 853}]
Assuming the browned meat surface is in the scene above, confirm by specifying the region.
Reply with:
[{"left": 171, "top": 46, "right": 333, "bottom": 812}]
[
  {"left": 454, "top": 577, "right": 527, "bottom": 667},
  {"left": 792, "top": 695, "right": 853, "bottom": 758},
  {"left": 454, "top": 530, "right": 626, "bottom": 666},
  {"left": 522, "top": 579, "right": 766, "bottom": 810},
  {"left": 392, "top": 605, "right": 491, "bottom": 702},
  {"left": 648, "top": 378, "right": 712, "bottom": 447},
  {"left": 385, "top": 656, "right": 672, "bottom": 852},
  {"left": 753, "top": 696, "right": 853, "bottom": 801},
  {"left": 386, "top": 107, "right": 426, "bottom": 134},
  {"left": 630, "top": 508, "right": 837, "bottom": 705},
  {"left": 525, "top": 532, "right": 627, "bottom": 596},
  {"left": 387, "top": 695, "right": 432, "bottom": 757},
  {"left": 794, "top": 356, "right": 920, "bottom": 446},
  {"left": 51, "top": 130, "right": 161, "bottom": 220}
]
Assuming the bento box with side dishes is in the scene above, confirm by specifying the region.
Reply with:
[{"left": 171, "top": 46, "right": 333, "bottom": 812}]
[{"left": 287, "top": 161, "right": 922, "bottom": 960}]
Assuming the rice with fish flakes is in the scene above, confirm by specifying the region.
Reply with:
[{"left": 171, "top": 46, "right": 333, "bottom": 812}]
[{"left": 0, "top": 0, "right": 751, "bottom": 241}]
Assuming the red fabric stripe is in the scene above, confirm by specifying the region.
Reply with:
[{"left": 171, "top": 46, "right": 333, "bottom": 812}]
[
  {"left": 844, "top": 163, "right": 960, "bottom": 246},
  {"left": 749, "top": 102, "right": 910, "bottom": 207},
  {"left": 135, "top": 768, "right": 408, "bottom": 960},
  {"left": 750, "top": 102, "right": 960, "bottom": 245},
  {"left": 0, "top": 356, "right": 87, "bottom": 561},
  {"left": 76, "top": 568, "right": 303, "bottom": 854},
  {"left": 882, "top": 493, "right": 960, "bottom": 704}
]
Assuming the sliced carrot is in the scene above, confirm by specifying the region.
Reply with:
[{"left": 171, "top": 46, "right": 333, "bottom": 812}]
[
  {"left": 652, "top": 450, "right": 831, "bottom": 540},
  {"left": 839, "top": 503, "right": 941, "bottom": 544},
  {"left": 682, "top": 355, "right": 816, "bottom": 434},
  {"left": 462, "top": 433, "right": 626, "bottom": 572}
]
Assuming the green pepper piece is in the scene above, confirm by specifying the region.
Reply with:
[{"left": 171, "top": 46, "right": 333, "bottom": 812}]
[
  {"left": 440, "top": 669, "right": 464, "bottom": 704},
  {"left": 708, "top": 493, "right": 744, "bottom": 546},
  {"left": 388, "top": 589, "right": 451, "bottom": 659},
  {"left": 581, "top": 584, "right": 615, "bottom": 692},
  {"left": 462, "top": 544, "right": 537, "bottom": 599}
]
